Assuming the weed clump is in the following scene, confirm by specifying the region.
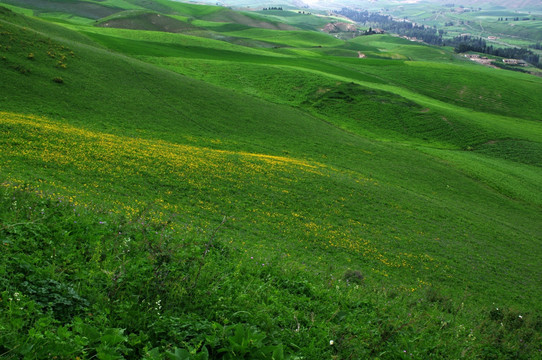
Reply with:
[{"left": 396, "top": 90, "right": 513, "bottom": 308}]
[
  {"left": 343, "top": 269, "right": 364, "bottom": 285},
  {"left": 52, "top": 76, "right": 64, "bottom": 84},
  {"left": 14, "top": 64, "right": 29, "bottom": 74}
]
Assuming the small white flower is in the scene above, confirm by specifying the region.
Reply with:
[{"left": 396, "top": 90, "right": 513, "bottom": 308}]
[
  {"left": 329, "top": 340, "right": 334, "bottom": 346},
  {"left": 519, "top": 315, "right": 523, "bottom": 319}
]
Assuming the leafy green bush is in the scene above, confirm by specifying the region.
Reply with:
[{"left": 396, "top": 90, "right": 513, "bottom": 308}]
[{"left": 1, "top": 181, "right": 541, "bottom": 358}]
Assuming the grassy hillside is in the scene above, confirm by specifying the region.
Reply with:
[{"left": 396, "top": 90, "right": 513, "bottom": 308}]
[
  {"left": 1, "top": 2, "right": 541, "bottom": 359},
  {"left": 95, "top": 10, "right": 203, "bottom": 33},
  {"left": 0, "top": 0, "right": 123, "bottom": 19},
  {"left": 253, "top": 10, "right": 332, "bottom": 31}
]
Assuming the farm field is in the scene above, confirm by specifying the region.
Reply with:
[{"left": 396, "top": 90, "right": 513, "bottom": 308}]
[
  {"left": 1, "top": 1, "right": 541, "bottom": 358},
  {"left": 380, "top": 2, "right": 542, "bottom": 46}
]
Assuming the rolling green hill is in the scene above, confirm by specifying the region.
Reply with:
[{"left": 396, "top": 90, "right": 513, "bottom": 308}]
[
  {"left": 95, "top": 10, "right": 203, "bottom": 33},
  {"left": 1, "top": 2, "right": 541, "bottom": 359}
]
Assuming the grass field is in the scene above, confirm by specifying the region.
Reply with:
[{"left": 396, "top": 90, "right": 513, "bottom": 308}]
[
  {"left": 253, "top": 10, "right": 332, "bottom": 31},
  {"left": 1, "top": 1, "right": 541, "bottom": 358}
]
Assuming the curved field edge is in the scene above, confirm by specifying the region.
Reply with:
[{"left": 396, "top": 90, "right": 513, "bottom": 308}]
[
  {"left": 78, "top": 28, "right": 542, "bottom": 150},
  {"left": 74, "top": 25, "right": 542, "bottom": 125},
  {"left": 146, "top": 57, "right": 542, "bottom": 150}
]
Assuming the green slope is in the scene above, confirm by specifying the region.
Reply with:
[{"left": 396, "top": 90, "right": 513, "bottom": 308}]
[
  {"left": 95, "top": 10, "right": 203, "bottom": 33},
  {"left": 1, "top": 4, "right": 541, "bottom": 359},
  {"left": 253, "top": 9, "right": 332, "bottom": 31},
  {"left": 0, "top": 0, "right": 123, "bottom": 19}
]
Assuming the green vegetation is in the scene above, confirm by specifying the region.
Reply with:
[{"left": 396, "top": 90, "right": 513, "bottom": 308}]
[
  {"left": 1, "top": 1, "right": 541, "bottom": 358},
  {"left": 254, "top": 10, "right": 332, "bottom": 31},
  {"left": 380, "top": 2, "right": 542, "bottom": 47}
]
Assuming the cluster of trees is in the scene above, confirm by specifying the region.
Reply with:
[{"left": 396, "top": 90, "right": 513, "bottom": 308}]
[
  {"left": 335, "top": 8, "right": 445, "bottom": 45},
  {"left": 262, "top": 7, "right": 283, "bottom": 10},
  {"left": 336, "top": 8, "right": 541, "bottom": 69},
  {"left": 492, "top": 61, "right": 531, "bottom": 73},
  {"left": 451, "top": 35, "right": 541, "bottom": 68},
  {"left": 364, "top": 27, "right": 381, "bottom": 35},
  {"left": 335, "top": 8, "right": 389, "bottom": 24},
  {"left": 529, "top": 43, "right": 542, "bottom": 50}
]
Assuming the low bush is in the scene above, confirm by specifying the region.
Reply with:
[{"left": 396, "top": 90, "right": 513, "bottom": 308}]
[{"left": 1, "top": 183, "right": 541, "bottom": 359}]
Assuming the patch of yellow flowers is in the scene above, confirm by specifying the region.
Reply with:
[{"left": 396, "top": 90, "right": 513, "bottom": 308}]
[{"left": 0, "top": 111, "right": 437, "bottom": 273}]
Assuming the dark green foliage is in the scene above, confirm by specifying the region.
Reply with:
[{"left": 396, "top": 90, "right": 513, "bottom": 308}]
[
  {"left": 491, "top": 60, "right": 532, "bottom": 73},
  {"left": 3, "top": 184, "right": 540, "bottom": 358},
  {"left": 343, "top": 269, "right": 364, "bottom": 285},
  {"left": 20, "top": 278, "right": 89, "bottom": 321},
  {"left": 475, "top": 307, "right": 542, "bottom": 359},
  {"left": 452, "top": 35, "right": 541, "bottom": 68}
]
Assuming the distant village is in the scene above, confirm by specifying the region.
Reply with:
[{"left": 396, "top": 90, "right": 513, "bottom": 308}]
[{"left": 464, "top": 53, "right": 528, "bottom": 67}]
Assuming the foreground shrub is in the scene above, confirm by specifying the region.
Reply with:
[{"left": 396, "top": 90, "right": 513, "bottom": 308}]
[{"left": 1, "top": 182, "right": 541, "bottom": 359}]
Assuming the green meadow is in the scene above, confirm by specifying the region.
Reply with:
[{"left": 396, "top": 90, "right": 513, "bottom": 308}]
[{"left": 1, "top": 1, "right": 541, "bottom": 359}]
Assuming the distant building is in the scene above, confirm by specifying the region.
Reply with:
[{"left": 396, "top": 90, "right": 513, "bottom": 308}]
[
  {"left": 503, "top": 59, "right": 527, "bottom": 66},
  {"left": 464, "top": 54, "right": 494, "bottom": 66}
]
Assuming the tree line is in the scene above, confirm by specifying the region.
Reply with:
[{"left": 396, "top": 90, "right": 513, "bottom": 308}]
[
  {"left": 451, "top": 36, "right": 541, "bottom": 68},
  {"left": 334, "top": 8, "right": 445, "bottom": 45},
  {"left": 335, "top": 8, "right": 541, "bottom": 68}
]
